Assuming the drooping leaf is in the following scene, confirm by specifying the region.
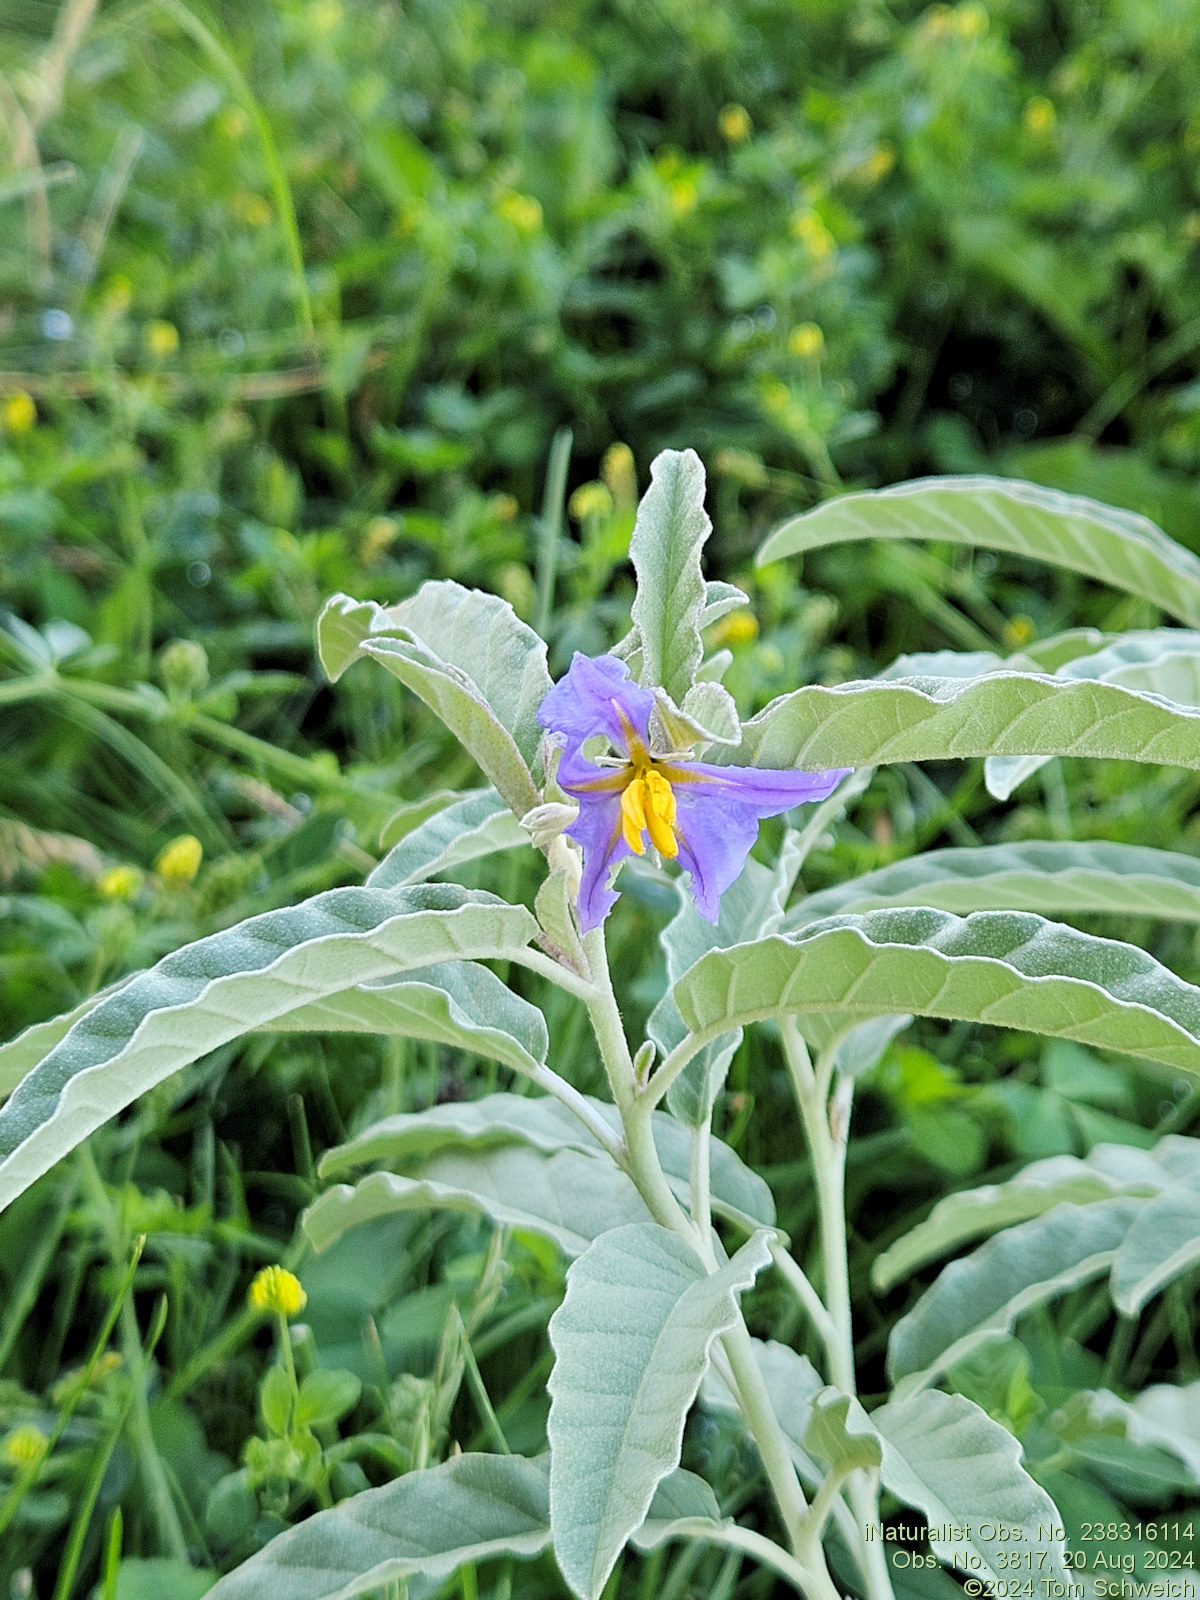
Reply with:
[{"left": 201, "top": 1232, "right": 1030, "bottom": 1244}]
[
  {"left": 871, "top": 1390, "right": 1069, "bottom": 1587},
  {"left": 534, "top": 865, "right": 586, "bottom": 971},
  {"left": 317, "top": 587, "right": 548, "bottom": 816},
  {"left": 1110, "top": 1177, "right": 1200, "bottom": 1314},
  {"left": 368, "top": 788, "right": 529, "bottom": 889},
  {"left": 1050, "top": 1389, "right": 1200, "bottom": 1492},
  {"left": 547, "top": 1224, "right": 771, "bottom": 1600},
  {"left": 304, "top": 1146, "right": 653, "bottom": 1258},
  {"left": 671, "top": 909, "right": 1200, "bottom": 1081},
  {"left": 0, "top": 984, "right": 126, "bottom": 1100},
  {"left": 318, "top": 1091, "right": 774, "bottom": 1229},
  {"left": 630, "top": 449, "right": 712, "bottom": 703},
  {"left": 787, "top": 840, "right": 1200, "bottom": 929},
  {"left": 987, "top": 630, "right": 1200, "bottom": 797},
  {"left": 628, "top": 1468, "right": 725, "bottom": 1552},
  {"left": 205, "top": 1451, "right": 553, "bottom": 1600},
  {"left": 887, "top": 1199, "right": 1144, "bottom": 1385},
  {"left": 804, "top": 1389, "right": 882, "bottom": 1471},
  {"left": 873, "top": 1152, "right": 1164, "bottom": 1293},
  {"left": 0, "top": 885, "right": 537, "bottom": 1213},
  {"left": 263, "top": 962, "right": 548, "bottom": 1077},
  {"left": 718, "top": 668, "right": 1200, "bottom": 776},
  {"left": 756, "top": 477, "right": 1200, "bottom": 628}
]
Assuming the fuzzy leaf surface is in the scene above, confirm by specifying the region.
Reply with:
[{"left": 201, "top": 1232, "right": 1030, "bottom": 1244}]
[
  {"left": 1110, "top": 1177, "right": 1200, "bottom": 1314},
  {"left": 787, "top": 841, "right": 1200, "bottom": 929},
  {"left": 887, "top": 1199, "right": 1144, "bottom": 1384},
  {"left": 630, "top": 448, "right": 712, "bottom": 703},
  {"left": 547, "top": 1224, "right": 771, "bottom": 1600},
  {"left": 368, "top": 788, "right": 528, "bottom": 889},
  {"left": 757, "top": 476, "right": 1200, "bottom": 627},
  {"left": 672, "top": 909, "right": 1200, "bottom": 1079},
  {"left": 0, "top": 885, "right": 536, "bottom": 1212}
]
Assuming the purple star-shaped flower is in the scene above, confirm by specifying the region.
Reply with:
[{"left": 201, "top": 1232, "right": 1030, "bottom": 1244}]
[{"left": 538, "top": 653, "right": 850, "bottom": 932}]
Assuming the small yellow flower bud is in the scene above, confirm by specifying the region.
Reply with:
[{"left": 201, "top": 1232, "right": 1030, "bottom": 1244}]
[
  {"left": 952, "top": 1, "right": 988, "bottom": 37},
  {"left": 496, "top": 192, "right": 543, "bottom": 232},
  {"left": 154, "top": 835, "right": 203, "bottom": 885},
  {"left": 143, "top": 321, "right": 179, "bottom": 358},
  {"left": 788, "top": 322, "right": 824, "bottom": 359},
  {"left": 1023, "top": 97, "right": 1056, "bottom": 136},
  {"left": 249, "top": 1265, "right": 307, "bottom": 1317},
  {"left": 1, "top": 391, "right": 37, "bottom": 433},
  {"left": 568, "top": 482, "right": 614, "bottom": 521},
  {"left": 708, "top": 611, "right": 759, "bottom": 647},
  {"left": 667, "top": 176, "right": 698, "bottom": 217},
  {"left": 600, "top": 443, "right": 637, "bottom": 509},
  {"left": 1002, "top": 614, "right": 1036, "bottom": 649},
  {"left": 99, "top": 864, "right": 144, "bottom": 901},
  {"left": 789, "top": 210, "right": 836, "bottom": 260},
  {"left": 2, "top": 1426, "right": 48, "bottom": 1470},
  {"left": 718, "top": 103, "right": 752, "bottom": 143}
]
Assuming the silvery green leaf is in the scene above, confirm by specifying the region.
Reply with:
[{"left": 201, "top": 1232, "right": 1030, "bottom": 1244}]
[
  {"left": 873, "top": 1151, "right": 1165, "bottom": 1293},
  {"left": 535, "top": 865, "right": 586, "bottom": 970},
  {"left": 1049, "top": 1389, "right": 1200, "bottom": 1490},
  {"left": 0, "top": 980, "right": 132, "bottom": 1100},
  {"left": 804, "top": 1388, "right": 882, "bottom": 1471},
  {"left": 786, "top": 841, "right": 1200, "bottom": 930},
  {"left": 205, "top": 1451, "right": 553, "bottom": 1600},
  {"left": 263, "top": 961, "right": 547, "bottom": 1077},
  {"left": 368, "top": 788, "right": 529, "bottom": 889},
  {"left": 828, "top": 1014, "right": 912, "bottom": 1078},
  {"left": 317, "top": 585, "right": 550, "bottom": 816},
  {"left": 701, "top": 1338, "right": 826, "bottom": 1486},
  {"left": 672, "top": 909, "right": 1200, "bottom": 1080},
  {"left": 887, "top": 1199, "right": 1144, "bottom": 1386},
  {"left": 547, "top": 1224, "right": 771, "bottom": 1600},
  {"left": 719, "top": 668, "right": 1200, "bottom": 776},
  {"left": 305, "top": 1146, "right": 652, "bottom": 1258},
  {"left": 0, "top": 885, "right": 537, "bottom": 1213},
  {"left": 987, "top": 630, "right": 1200, "bottom": 797},
  {"left": 678, "top": 681, "right": 742, "bottom": 746},
  {"left": 1110, "top": 1176, "right": 1200, "bottom": 1314},
  {"left": 870, "top": 1390, "right": 1069, "bottom": 1588},
  {"left": 630, "top": 449, "right": 712, "bottom": 703},
  {"left": 1123, "top": 1382, "right": 1200, "bottom": 1479},
  {"left": 757, "top": 476, "right": 1200, "bottom": 627},
  {"left": 318, "top": 1091, "right": 775, "bottom": 1229},
  {"left": 700, "top": 581, "right": 750, "bottom": 630}
]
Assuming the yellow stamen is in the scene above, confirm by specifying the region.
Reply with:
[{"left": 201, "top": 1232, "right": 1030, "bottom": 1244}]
[
  {"left": 621, "top": 776, "right": 648, "bottom": 854},
  {"left": 643, "top": 768, "right": 679, "bottom": 859}
]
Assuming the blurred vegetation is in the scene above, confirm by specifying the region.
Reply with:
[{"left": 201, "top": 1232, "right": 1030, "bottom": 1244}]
[{"left": 3, "top": 0, "right": 1200, "bottom": 1592}]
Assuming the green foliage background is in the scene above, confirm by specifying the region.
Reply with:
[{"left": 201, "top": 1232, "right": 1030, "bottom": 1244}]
[{"left": 2, "top": 0, "right": 1200, "bottom": 1592}]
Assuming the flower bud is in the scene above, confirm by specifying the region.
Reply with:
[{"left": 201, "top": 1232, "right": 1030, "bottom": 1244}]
[{"left": 249, "top": 1265, "right": 307, "bottom": 1317}]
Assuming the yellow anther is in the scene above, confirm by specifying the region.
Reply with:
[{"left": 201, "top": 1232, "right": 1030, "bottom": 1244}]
[
  {"left": 643, "top": 769, "right": 678, "bottom": 858},
  {"left": 621, "top": 776, "right": 648, "bottom": 854}
]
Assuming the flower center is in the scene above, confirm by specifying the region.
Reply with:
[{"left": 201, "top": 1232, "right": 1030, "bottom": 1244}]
[{"left": 620, "top": 764, "right": 679, "bottom": 859}]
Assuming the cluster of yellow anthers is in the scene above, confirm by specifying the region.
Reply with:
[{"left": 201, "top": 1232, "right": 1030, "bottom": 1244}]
[
  {"left": 248, "top": 1265, "right": 307, "bottom": 1318},
  {"left": 619, "top": 766, "right": 679, "bottom": 859}
]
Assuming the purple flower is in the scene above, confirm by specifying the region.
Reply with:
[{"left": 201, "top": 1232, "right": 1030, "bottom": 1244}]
[{"left": 538, "top": 653, "right": 850, "bottom": 932}]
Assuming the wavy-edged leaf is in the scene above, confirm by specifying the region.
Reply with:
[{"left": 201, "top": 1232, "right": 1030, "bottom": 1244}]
[
  {"left": 265, "top": 962, "right": 547, "bottom": 1076},
  {"left": 986, "top": 630, "right": 1200, "bottom": 797},
  {"left": 702, "top": 1338, "right": 826, "bottom": 1485},
  {"left": 756, "top": 476, "right": 1200, "bottom": 628},
  {"left": 0, "top": 986, "right": 124, "bottom": 1100},
  {"left": 787, "top": 841, "right": 1200, "bottom": 930},
  {"left": 205, "top": 1451, "right": 553, "bottom": 1600},
  {"left": 804, "top": 1389, "right": 883, "bottom": 1471},
  {"left": 719, "top": 669, "right": 1200, "bottom": 776},
  {"left": 1111, "top": 1177, "right": 1200, "bottom": 1315},
  {"left": 368, "top": 788, "right": 529, "bottom": 889},
  {"left": 672, "top": 909, "right": 1200, "bottom": 1079},
  {"left": 630, "top": 448, "right": 712, "bottom": 703},
  {"left": 548, "top": 1224, "right": 771, "bottom": 1600},
  {"left": 304, "top": 1147, "right": 652, "bottom": 1258},
  {"left": 319, "top": 1091, "right": 774, "bottom": 1229},
  {"left": 1053, "top": 1388, "right": 1200, "bottom": 1490},
  {"left": 871, "top": 1390, "right": 1069, "bottom": 1586},
  {"left": 873, "top": 1151, "right": 1166, "bottom": 1292},
  {"left": 1122, "top": 1381, "right": 1200, "bottom": 1479},
  {"left": 887, "top": 1199, "right": 1144, "bottom": 1385},
  {"left": 317, "top": 587, "right": 547, "bottom": 816},
  {"left": 0, "top": 885, "right": 537, "bottom": 1213}
]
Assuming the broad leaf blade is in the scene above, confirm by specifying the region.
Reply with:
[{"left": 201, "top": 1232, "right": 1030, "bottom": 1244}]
[
  {"left": 887, "top": 1199, "right": 1144, "bottom": 1385},
  {"left": 304, "top": 1147, "right": 653, "bottom": 1258},
  {"left": 319, "top": 1091, "right": 774, "bottom": 1230},
  {"left": 205, "top": 1452, "right": 552, "bottom": 1600},
  {"left": 0, "top": 885, "right": 536, "bottom": 1213},
  {"left": 721, "top": 670, "right": 1200, "bottom": 775},
  {"left": 265, "top": 962, "right": 548, "bottom": 1077},
  {"left": 873, "top": 1153, "right": 1163, "bottom": 1292},
  {"left": 872, "top": 1390, "right": 1069, "bottom": 1587},
  {"left": 787, "top": 841, "right": 1200, "bottom": 929},
  {"left": 1110, "top": 1177, "right": 1200, "bottom": 1315},
  {"left": 757, "top": 476, "right": 1200, "bottom": 628},
  {"left": 368, "top": 788, "right": 529, "bottom": 889},
  {"left": 672, "top": 909, "right": 1200, "bottom": 1080},
  {"left": 630, "top": 449, "right": 712, "bottom": 702},
  {"left": 547, "top": 1224, "right": 771, "bottom": 1600}
]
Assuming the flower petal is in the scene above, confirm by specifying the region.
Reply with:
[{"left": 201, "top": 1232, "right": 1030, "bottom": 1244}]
[
  {"left": 563, "top": 786, "right": 631, "bottom": 932},
  {"left": 671, "top": 762, "right": 850, "bottom": 921},
  {"left": 537, "top": 652, "right": 655, "bottom": 756}
]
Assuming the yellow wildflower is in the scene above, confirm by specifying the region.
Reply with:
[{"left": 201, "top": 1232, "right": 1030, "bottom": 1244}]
[
  {"left": 249, "top": 1265, "right": 307, "bottom": 1318},
  {"left": 788, "top": 323, "right": 824, "bottom": 359},
  {"left": 1023, "top": 97, "right": 1056, "bottom": 136},
  {"left": 718, "top": 104, "right": 752, "bottom": 143},
  {"left": 143, "top": 321, "right": 179, "bottom": 358},
  {"left": 155, "top": 835, "right": 203, "bottom": 885},
  {"left": 496, "top": 192, "right": 542, "bottom": 232},
  {"left": 99, "top": 864, "right": 144, "bottom": 901},
  {"left": 569, "top": 482, "right": 613, "bottom": 521},
  {"left": 2, "top": 1426, "right": 48, "bottom": 1470},
  {"left": 1, "top": 391, "right": 36, "bottom": 433}
]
